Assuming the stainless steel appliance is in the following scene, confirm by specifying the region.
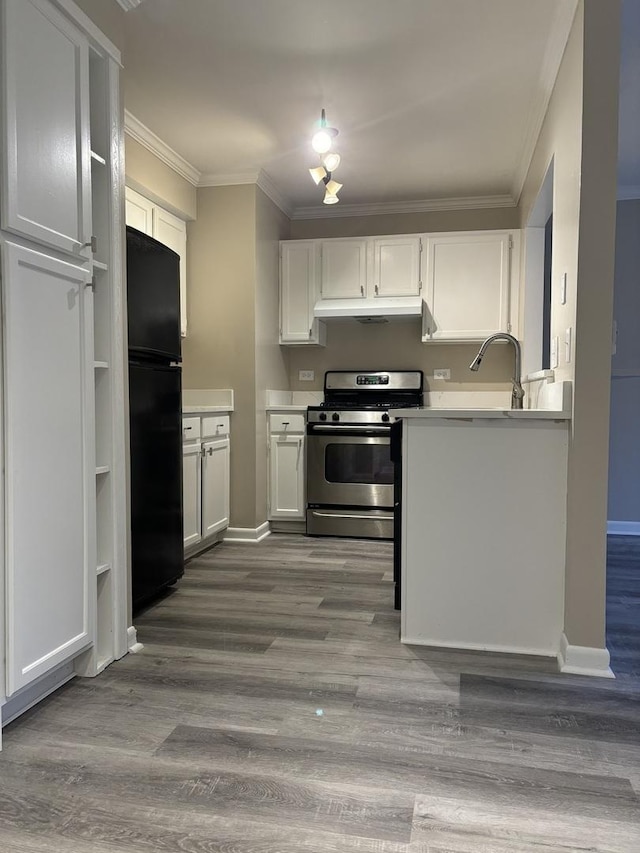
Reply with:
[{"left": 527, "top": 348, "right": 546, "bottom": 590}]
[{"left": 306, "top": 370, "right": 423, "bottom": 539}]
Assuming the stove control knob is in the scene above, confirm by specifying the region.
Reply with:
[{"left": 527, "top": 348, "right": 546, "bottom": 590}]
[
  {"left": 319, "top": 412, "right": 327, "bottom": 421},
  {"left": 332, "top": 412, "right": 340, "bottom": 422},
  {"left": 381, "top": 413, "right": 390, "bottom": 423}
]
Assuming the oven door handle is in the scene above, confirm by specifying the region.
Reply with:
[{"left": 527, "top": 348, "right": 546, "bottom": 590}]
[
  {"left": 310, "top": 510, "right": 393, "bottom": 521},
  {"left": 309, "top": 425, "right": 391, "bottom": 434}
]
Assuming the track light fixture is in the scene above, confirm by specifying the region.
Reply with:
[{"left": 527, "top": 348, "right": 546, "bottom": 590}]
[{"left": 308, "top": 109, "right": 343, "bottom": 205}]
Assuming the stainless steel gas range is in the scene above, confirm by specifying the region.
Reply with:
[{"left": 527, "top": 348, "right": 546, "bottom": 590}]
[{"left": 305, "top": 370, "right": 423, "bottom": 539}]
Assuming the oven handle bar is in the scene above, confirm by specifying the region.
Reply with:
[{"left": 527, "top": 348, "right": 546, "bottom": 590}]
[
  {"left": 308, "top": 424, "right": 391, "bottom": 433},
  {"left": 310, "top": 511, "right": 393, "bottom": 521}
]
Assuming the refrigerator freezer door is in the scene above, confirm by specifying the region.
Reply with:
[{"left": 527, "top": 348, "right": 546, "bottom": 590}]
[{"left": 129, "top": 361, "right": 184, "bottom": 610}]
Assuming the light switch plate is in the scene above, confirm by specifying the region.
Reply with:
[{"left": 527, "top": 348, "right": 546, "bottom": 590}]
[
  {"left": 299, "top": 369, "right": 314, "bottom": 381},
  {"left": 433, "top": 368, "right": 451, "bottom": 380},
  {"left": 550, "top": 336, "right": 559, "bottom": 369},
  {"left": 560, "top": 272, "right": 567, "bottom": 305},
  {"left": 565, "top": 327, "right": 572, "bottom": 363}
]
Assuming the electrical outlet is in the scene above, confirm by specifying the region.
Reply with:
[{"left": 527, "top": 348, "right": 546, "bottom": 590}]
[
  {"left": 560, "top": 272, "right": 567, "bottom": 305},
  {"left": 433, "top": 368, "right": 451, "bottom": 380},
  {"left": 298, "top": 369, "right": 314, "bottom": 381},
  {"left": 565, "top": 327, "right": 572, "bottom": 363},
  {"left": 550, "top": 335, "right": 559, "bottom": 369}
]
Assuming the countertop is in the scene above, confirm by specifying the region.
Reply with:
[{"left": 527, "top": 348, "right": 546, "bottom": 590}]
[
  {"left": 395, "top": 407, "right": 571, "bottom": 421},
  {"left": 183, "top": 406, "right": 233, "bottom": 415}
]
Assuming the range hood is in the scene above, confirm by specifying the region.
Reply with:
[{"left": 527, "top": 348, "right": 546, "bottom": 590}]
[{"left": 313, "top": 296, "right": 423, "bottom": 322}]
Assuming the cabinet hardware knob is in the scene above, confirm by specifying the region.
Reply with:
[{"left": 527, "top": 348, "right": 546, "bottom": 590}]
[
  {"left": 360, "top": 285, "right": 364, "bottom": 296},
  {"left": 208, "top": 447, "right": 213, "bottom": 455},
  {"left": 375, "top": 284, "right": 379, "bottom": 295},
  {"left": 82, "top": 236, "right": 97, "bottom": 253},
  {"left": 217, "top": 423, "right": 224, "bottom": 428},
  {"left": 184, "top": 426, "right": 192, "bottom": 430}
]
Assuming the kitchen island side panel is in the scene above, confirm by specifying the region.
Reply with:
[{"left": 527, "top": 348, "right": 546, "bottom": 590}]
[{"left": 401, "top": 417, "right": 568, "bottom": 656}]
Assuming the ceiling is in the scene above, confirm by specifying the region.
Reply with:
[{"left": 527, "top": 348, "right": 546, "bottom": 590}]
[{"left": 121, "top": 0, "right": 630, "bottom": 217}]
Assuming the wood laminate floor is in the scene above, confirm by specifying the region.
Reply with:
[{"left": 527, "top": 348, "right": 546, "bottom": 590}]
[{"left": 1, "top": 534, "right": 640, "bottom": 852}]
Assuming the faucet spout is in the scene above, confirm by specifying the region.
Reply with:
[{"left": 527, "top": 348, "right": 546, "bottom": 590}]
[{"left": 469, "top": 333, "right": 524, "bottom": 410}]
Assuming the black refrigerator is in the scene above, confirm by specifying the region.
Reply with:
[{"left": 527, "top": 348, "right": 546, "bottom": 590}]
[{"left": 127, "top": 226, "right": 184, "bottom": 611}]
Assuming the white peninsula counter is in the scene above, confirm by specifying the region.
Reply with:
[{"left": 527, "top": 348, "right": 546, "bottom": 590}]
[{"left": 395, "top": 405, "right": 570, "bottom": 659}]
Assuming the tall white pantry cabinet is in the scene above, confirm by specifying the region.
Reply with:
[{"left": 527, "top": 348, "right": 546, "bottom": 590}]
[{"left": 0, "top": 0, "right": 128, "bottom": 729}]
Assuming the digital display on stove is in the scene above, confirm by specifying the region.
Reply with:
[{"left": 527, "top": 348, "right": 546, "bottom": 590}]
[{"left": 356, "top": 374, "right": 389, "bottom": 385}]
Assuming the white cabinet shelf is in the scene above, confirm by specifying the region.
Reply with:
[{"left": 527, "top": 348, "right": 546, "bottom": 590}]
[
  {"left": 96, "top": 562, "right": 110, "bottom": 576},
  {"left": 90, "top": 150, "right": 106, "bottom": 166},
  {"left": 93, "top": 260, "right": 108, "bottom": 272},
  {"left": 94, "top": 360, "right": 109, "bottom": 369},
  {"left": 95, "top": 465, "right": 110, "bottom": 476}
]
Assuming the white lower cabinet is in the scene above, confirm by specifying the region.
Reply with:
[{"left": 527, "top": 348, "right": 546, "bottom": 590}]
[
  {"left": 183, "top": 414, "right": 231, "bottom": 551},
  {"left": 202, "top": 438, "right": 230, "bottom": 536},
  {"left": 268, "top": 413, "right": 306, "bottom": 520},
  {"left": 182, "top": 442, "right": 202, "bottom": 549}
]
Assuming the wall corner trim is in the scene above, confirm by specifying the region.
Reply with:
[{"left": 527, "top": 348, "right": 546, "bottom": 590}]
[
  {"left": 124, "top": 111, "right": 201, "bottom": 186},
  {"left": 557, "top": 633, "right": 614, "bottom": 678},
  {"left": 223, "top": 522, "right": 271, "bottom": 543},
  {"left": 127, "top": 626, "right": 144, "bottom": 654}
]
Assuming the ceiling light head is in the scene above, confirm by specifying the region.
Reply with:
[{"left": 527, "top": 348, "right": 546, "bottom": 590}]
[
  {"left": 322, "top": 152, "right": 341, "bottom": 172},
  {"left": 325, "top": 179, "right": 342, "bottom": 196},
  {"left": 309, "top": 166, "right": 327, "bottom": 185},
  {"left": 323, "top": 190, "right": 340, "bottom": 205},
  {"left": 311, "top": 108, "right": 338, "bottom": 154}
]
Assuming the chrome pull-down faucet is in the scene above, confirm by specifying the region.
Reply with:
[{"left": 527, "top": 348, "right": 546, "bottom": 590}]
[{"left": 469, "top": 333, "right": 525, "bottom": 410}]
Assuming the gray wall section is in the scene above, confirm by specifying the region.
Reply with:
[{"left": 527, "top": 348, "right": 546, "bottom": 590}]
[{"left": 608, "top": 199, "right": 640, "bottom": 523}]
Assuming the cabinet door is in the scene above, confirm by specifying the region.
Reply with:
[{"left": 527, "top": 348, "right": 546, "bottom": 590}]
[
  {"left": 125, "top": 187, "right": 154, "bottom": 236},
  {"left": 280, "top": 241, "right": 324, "bottom": 344},
  {"left": 373, "top": 236, "right": 422, "bottom": 297},
  {"left": 424, "top": 232, "right": 512, "bottom": 341},
  {"left": 182, "top": 443, "right": 202, "bottom": 549},
  {"left": 3, "top": 242, "right": 94, "bottom": 695},
  {"left": 202, "top": 438, "right": 230, "bottom": 537},
  {"left": 320, "top": 239, "right": 367, "bottom": 299},
  {"left": 2, "top": 0, "right": 91, "bottom": 257},
  {"left": 153, "top": 206, "right": 188, "bottom": 338},
  {"left": 269, "top": 435, "right": 305, "bottom": 519}
]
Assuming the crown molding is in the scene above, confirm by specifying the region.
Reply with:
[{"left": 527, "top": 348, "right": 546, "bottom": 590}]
[
  {"left": 256, "top": 171, "right": 294, "bottom": 218},
  {"left": 511, "top": 0, "right": 579, "bottom": 205},
  {"left": 116, "top": 0, "right": 144, "bottom": 10},
  {"left": 617, "top": 184, "right": 640, "bottom": 201},
  {"left": 290, "top": 194, "right": 517, "bottom": 220},
  {"left": 124, "top": 111, "right": 201, "bottom": 186},
  {"left": 198, "top": 171, "right": 261, "bottom": 187}
]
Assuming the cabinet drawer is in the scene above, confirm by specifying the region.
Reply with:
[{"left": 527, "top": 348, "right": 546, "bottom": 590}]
[
  {"left": 202, "top": 414, "right": 230, "bottom": 438},
  {"left": 269, "top": 413, "right": 305, "bottom": 433},
  {"left": 182, "top": 417, "right": 201, "bottom": 442}
]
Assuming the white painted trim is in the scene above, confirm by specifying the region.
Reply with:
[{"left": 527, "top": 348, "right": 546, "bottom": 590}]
[
  {"left": 116, "top": 0, "right": 143, "bottom": 10},
  {"left": 124, "top": 112, "right": 201, "bottom": 187},
  {"left": 127, "top": 626, "right": 144, "bottom": 654},
  {"left": 607, "top": 521, "right": 640, "bottom": 536},
  {"left": 557, "top": 633, "right": 614, "bottom": 678},
  {"left": 2, "top": 662, "right": 75, "bottom": 727},
  {"left": 199, "top": 170, "right": 261, "bottom": 187},
  {"left": 511, "top": 1, "right": 578, "bottom": 204},
  {"left": 401, "top": 636, "right": 558, "bottom": 659},
  {"left": 617, "top": 185, "right": 640, "bottom": 201},
  {"left": 523, "top": 369, "right": 555, "bottom": 383},
  {"left": 223, "top": 522, "right": 271, "bottom": 543},
  {"left": 51, "top": 0, "right": 121, "bottom": 64},
  {"left": 291, "top": 194, "right": 517, "bottom": 221},
  {"left": 256, "top": 170, "right": 294, "bottom": 218}
]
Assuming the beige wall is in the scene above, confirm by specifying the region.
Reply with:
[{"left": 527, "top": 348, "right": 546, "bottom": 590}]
[
  {"left": 125, "top": 136, "right": 197, "bottom": 220},
  {"left": 182, "top": 185, "right": 258, "bottom": 529},
  {"left": 73, "top": 0, "right": 124, "bottom": 50},
  {"left": 254, "top": 189, "right": 291, "bottom": 523},
  {"left": 290, "top": 207, "right": 519, "bottom": 240},
  {"left": 287, "top": 207, "right": 516, "bottom": 390},
  {"left": 518, "top": 0, "right": 621, "bottom": 650}
]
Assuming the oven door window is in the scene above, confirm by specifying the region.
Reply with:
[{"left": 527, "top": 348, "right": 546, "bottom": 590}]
[{"left": 325, "top": 443, "right": 394, "bottom": 485}]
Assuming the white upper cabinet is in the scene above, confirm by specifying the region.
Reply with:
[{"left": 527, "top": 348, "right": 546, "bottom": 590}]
[
  {"left": 372, "top": 236, "right": 422, "bottom": 297},
  {"left": 3, "top": 242, "right": 94, "bottom": 694},
  {"left": 1, "top": 0, "right": 91, "bottom": 258},
  {"left": 423, "top": 231, "right": 514, "bottom": 342},
  {"left": 320, "top": 239, "right": 368, "bottom": 299},
  {"left": 280, "top": 240, "right": 326, "bottom": 345},
  {"left": 125, "top": 187, "right": 189, "bottom": 337},
  {"left": 124, "top": 187, "right": 154, "bottom": 236}
]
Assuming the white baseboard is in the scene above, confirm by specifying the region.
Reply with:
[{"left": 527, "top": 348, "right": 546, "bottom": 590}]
[
  {"left": 269, "top": 519, "right": 306, "bottom": 534},
  {"left": 127, "top": 626, "right": 144, "bottom": 654},
  {"left": 557, "top": 633, "right": 614, "bottom": 678},
  {"left": 223, "top": 521, "right": 271, "bottom": 543},
  {"left": 401, "top": 636, "right": 558, "bottom": 659},
  {"left": 607, "top": 520, "right": 640, "bottom": 536},
  {"left": 1, "top": 662, "right": 75, "bottom": 727}
]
